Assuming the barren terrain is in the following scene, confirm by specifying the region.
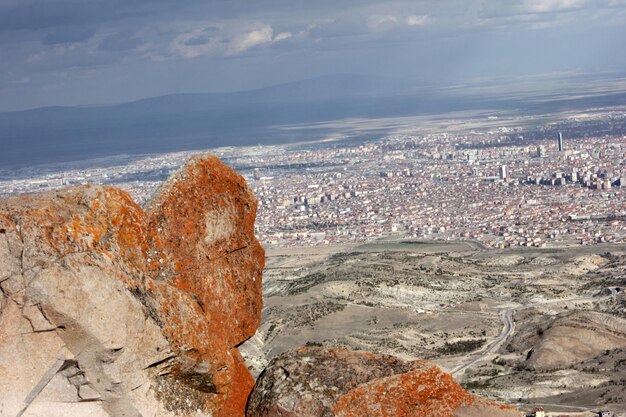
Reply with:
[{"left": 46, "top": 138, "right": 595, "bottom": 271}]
[{"left": 241, "top": 240, "right": 626, "bottom": 414}]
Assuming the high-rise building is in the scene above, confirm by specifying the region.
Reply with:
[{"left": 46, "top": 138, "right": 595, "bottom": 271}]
[
  {"left": 557, "top": 132, "right": 564, "bottom": 152},
  {"left": 499, "top": 164, "right": 508, "bottom": 180},
  {"left": 537, "top": 145, "right": 546, "bottom": 157}
]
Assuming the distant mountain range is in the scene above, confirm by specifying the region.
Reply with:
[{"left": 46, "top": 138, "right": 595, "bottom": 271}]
[{"left": 1, "top": 73, "right": 625, "bottom": 169}]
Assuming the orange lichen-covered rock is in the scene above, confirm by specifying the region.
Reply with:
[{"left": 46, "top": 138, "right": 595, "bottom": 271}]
[
  {"left": 145, "top": 154, "right": 264, "bottom": 416},
  {"left": 145, "top": 154, "right": 263, "bottom": 348},
  {"left": 0, "top": 154, "right": 263, "bottom": 417},
  {"left": 334, "top": 366, "right": 521, "bottom": 417},
  {"left": 246, "top": 347, "right": 521, "bottom": 417}
]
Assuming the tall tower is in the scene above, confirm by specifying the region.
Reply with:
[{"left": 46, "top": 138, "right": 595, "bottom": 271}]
[
  {"left": 537, "top": 145, "right": 546, "bottom": 158},
  {"left": 499, "top": 164, "right": 508, "bottom": 181},
  {"left": 557, "top": 132, "right": 564, "bottom": 152}
]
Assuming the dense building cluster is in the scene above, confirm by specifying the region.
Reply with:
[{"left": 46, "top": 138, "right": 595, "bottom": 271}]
[
  {"left": 1, "top": 110, "right": 626, "bottom": 249},
  {"left": 249, "top": 128, "right": 626, "bottom": 247}
]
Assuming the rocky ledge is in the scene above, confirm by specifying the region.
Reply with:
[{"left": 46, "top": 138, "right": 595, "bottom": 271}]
[
  {"left": 0, "top": 154, "right": 264, "bottom": 417},
  {"left": 247, "top": 347, "right": 521, "bottom": 417}
]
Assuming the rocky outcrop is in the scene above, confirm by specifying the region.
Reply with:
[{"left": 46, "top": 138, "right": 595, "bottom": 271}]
[
  {"left": 246, "top": 347, "right": 521, "bottom": 417},
  {"left": 0, "top": 154, "right": 264, "bottom": 417}
]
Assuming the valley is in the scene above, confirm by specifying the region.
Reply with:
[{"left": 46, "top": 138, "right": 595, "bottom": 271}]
[{"left": 240, "top": 240, "right": 626, "bottom": 414}]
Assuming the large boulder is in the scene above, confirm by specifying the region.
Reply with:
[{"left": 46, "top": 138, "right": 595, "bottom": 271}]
[
  {"left": 246, "top": 347, "right": 521, "bottom": 417},
  {"left": 0, "top": 154, "right": 264, "bottom": 417}
]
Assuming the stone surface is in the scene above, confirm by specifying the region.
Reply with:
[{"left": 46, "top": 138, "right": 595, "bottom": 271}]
[
  {"left": 0, "top": 154, "right": 264, "bottom": 417},
  {"left": 246, "top": 347, "right": 521, "bottom": 417}
]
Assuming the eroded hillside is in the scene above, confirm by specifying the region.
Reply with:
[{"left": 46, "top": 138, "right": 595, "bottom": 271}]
[{"left": 241, "top": 241, "right": 626, "bottom": 414}]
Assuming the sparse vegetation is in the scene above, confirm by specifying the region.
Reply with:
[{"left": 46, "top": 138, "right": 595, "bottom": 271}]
[
  {"left": 437, "top": 339, "right": 486, "bottom": 355},
  {"left": 461, "top": 379, "right": 492, "bottom": 390}
]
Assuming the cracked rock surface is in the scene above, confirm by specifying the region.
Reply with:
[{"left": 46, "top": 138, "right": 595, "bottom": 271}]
[
  {"left": 246, "top": 347, "right": 521, "bottom": 417},
  {"left": 0, "top": 154, "right": 264, "bottom": 417}
]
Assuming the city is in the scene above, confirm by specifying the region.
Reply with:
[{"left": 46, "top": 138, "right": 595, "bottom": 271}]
[{"left": 2, "top": 108, "right": 626, "bottom": 251}]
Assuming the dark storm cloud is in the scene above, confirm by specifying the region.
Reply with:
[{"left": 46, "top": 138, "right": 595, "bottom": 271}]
[
  {"left": 0, "top": 0, "right": 376, "bottom": 32},
  {"left": 0, "top": 0, "right": 625, "bottom": 111},
  {"left": 0, "top": 1, "right": 120, "bottom": 31},
  {"left": 0, "top": 0, "right": 183, "bottom": 31}
]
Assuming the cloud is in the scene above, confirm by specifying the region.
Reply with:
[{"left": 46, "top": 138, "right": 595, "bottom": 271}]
[
  {"left": 98, "top": 32, "right": 143, "bottom": 52},
  {"left": 521, "top": 0, "right": 590, "bottom": 13},
  {"left": 43, "top": 26, "right": 95, "bottom": 45},
  {"left": 480, "top": 0, "right": 625, "bottom": 19},
  {"left": 309, "top": 15, "right": 370, "bottom": 38},
  {"left": 274, "top": 32, "right": 293, "bottom": 42},
  {"left": 171, "top": 23, "right": 293, "bottom": 58},
  {"left": 368, "top": 15, "right": 399, "bottom": 28},
  {"left": 180, "top": 26, "right": 218, "bottom": 46},
  {"left": 171, "top": 28, "right": 221, "bottom": 58},
  {"left": 24, "top": 43, "right": 116, "bottom": 72},
  {"left": 0, "top": 0, "right": 190, "bottom": 32},
  {"left": 10, "top": 77, "right": 30, "bottom": 84},
  {"left": 228, "top": 25, "right": 274, "bottom": 55},
  {"left": 367, "top": 13, "right": 430, "bottom": 31},
  {"left": 405, "top": 14, "right": 429, "bottom": 26}
]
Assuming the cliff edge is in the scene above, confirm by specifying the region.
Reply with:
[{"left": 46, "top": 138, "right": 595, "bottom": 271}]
[{"left": 0, "top": 154, "right": 264, "bottom": 417}]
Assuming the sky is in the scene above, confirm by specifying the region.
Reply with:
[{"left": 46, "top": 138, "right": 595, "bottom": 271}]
[{"left": 1, "top": 0, "right": 625, "bottom": 112}]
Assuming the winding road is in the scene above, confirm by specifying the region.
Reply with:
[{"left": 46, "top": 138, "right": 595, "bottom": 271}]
[
  {"left": 451, "top": 308, "right": 514, "bottom": 376},
  {"left": 450, "top": 290, "right": 618, "bottom": 377}
]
